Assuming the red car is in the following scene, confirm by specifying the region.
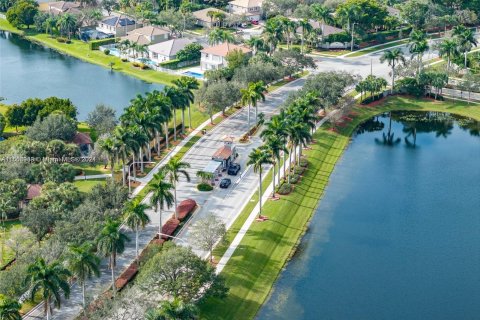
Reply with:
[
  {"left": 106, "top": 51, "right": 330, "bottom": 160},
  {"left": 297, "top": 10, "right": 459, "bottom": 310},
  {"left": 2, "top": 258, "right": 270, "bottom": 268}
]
[{"left": 251, "top": 20, "right": 259, "bottom": 25}]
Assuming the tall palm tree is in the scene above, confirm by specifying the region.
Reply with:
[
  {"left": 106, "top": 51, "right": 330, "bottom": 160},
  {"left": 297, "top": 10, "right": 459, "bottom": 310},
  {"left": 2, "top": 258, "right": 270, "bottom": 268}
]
[
  {"left": 408, "top": 30, "right": 429, "bottom": 73},
  {"left": 114, "top": 126, "right": 138, "bottom": 185},
  {"left": 286, "top": 122, "right": 311, "bottom": 173},
  {"left": 298, "top": 19, "right": 312, "bottom": 53},
  {"left": 246, "top": 36, "right": 264, "bottom": 55},
  {"left": 261, "top": 114, "right": 288, "bottom": 180},
  {"left": 453, "top": 27, "right": 478, "bottom": 68},
  {"left": 163, "top": 86, "right": 183, "bottom": 141},
  {"left": 241, "top": 81, "right": 266, "bottom": 130},
  {"left": 336, "top": 4, "right": 360, "bottom": 51},
  {"left": 145, "top": 298, "right": 199, "bottom": 320},
  {"left": 279, "top": 17, "right": 297, "bottom": 49},
  {"left": 64, "top": 243, "right": 100, "bottom": 309},
  {"left": 208, "top": 28, "right": 234, "bottom": 45},
  {"left": 206, "top": 10, "right": 216, "bottom": 28},
  {"left": 438, "top": 38, "right": 460, "bottom": 73},
  {"left": 380, "top": 48, "right": 405, "bottom": 91},
  {"left": 124, "top": 200, "right": 150, "bottom": 258},
  {"left": 263, "top": 134, "right": 287, "bottom": 198},
  {"left": 160, "top": 158, "right": 191, "bottom": 220},
  {"left": 96, "top": 219, "right": 130, "bottom": 296},
  {"left": 172, "top": 77, "right": 199, "bottom": 131},
  {"left": 0, "top": 297, "right": 21, "bottom": 320},
  {"left": 56, "top": 13, "right": 77, "bottom": 39},
  {"left": 149, "top": 171, "right": 174, "bottom": 237},
  {"left": 262, "top": 18, "right": 283, "bottom": 54},
  {"left": 98, "top": 135, "right": 120, "bottom": 177},
  {"left": 247, "top": 148, "right": 273, "bottom": 218},
  {"left": 24, "top": 258, "right": 71, "bottom": 320},
  {"left": 145, "top": 90, "right": 172, "bottom": 155},
  {"left": 310, "top": 4, "right": 333, "bottom": 43}
]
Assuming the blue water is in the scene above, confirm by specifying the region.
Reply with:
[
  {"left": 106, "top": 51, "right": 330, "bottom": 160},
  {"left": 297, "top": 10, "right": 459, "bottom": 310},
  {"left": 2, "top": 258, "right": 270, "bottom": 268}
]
[
  {"left": 257, "top": 111, "right": 480, "bottom": 320},
  {"left": 0, "top": 31, "right": 164, "bottom": 120},
  {"left": 182, "top": 71, "right": 203, "bottom": 79}
]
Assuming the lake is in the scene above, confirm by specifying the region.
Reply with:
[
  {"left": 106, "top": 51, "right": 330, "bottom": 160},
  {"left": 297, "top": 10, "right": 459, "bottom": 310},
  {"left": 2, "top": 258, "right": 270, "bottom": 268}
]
[
  {"left": 0, "top": 31, "right": 163, "bottom": 120},
  {"left": 257, "top": 111, "right": 480, "bottom": 320}
]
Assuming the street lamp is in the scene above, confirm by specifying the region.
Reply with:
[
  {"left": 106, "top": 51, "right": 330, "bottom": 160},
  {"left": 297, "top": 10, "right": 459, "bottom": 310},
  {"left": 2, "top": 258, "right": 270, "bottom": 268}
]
[
  {"left": 128, "top": 161, "right": 155, "bottom": 194},
  {"left": 158, "top": 233, "right": 187, "bottom": 244}
]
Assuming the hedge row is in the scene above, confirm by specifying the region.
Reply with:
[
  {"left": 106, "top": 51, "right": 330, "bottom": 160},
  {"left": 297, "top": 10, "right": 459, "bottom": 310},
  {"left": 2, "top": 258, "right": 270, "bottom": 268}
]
[
  {"left": 159, "top": 59, "right": 199, "bottom": 70},
  {"left": 89, "top": 38, "right": 116, "bottom": 50}
]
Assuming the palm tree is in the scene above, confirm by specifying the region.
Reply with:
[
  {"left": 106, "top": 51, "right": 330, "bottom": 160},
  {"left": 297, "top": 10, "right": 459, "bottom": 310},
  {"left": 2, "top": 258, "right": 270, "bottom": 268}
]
[
  {"left": 164, "top": 86, "right": 184, "bottom": 141},
  {"left": 64, "top": 243, "right": 100, "bottom": 309},
  {"left": 160, "top": 158, "right": 191, "bottom": 220},
  {"left": 454, "top": 27, "right": 477, "bottom": 68},
  {"left": 286, "top": 121, "right": 311, "bottom": 174},
  {"left": 124, "top": 200, "right": 150, "bottom": 258},
  {"left": 24, "top": 258, "right": 71, "bottom": 320},
  {"left": 98, "top": 135, "right": 120, "bottom": 177},
  {"left": 149, "top": 171, "right": 174, "bottom": 237},
  {"left": 96, "top": 219, "right": 130, "bottom": 296},
  {"left": 336, "top": 4, "right": 360, "bottom": 51},
  {"left": 262, "top": 18, "right": 283, "bottom": 54},
  {"left": 380, "top": 48, "right": 405, "bottom": 91},
  {"left": 247, "top": 148, "right": 273, "bottom": 218},
  {"left": 263, "top": 135, "right": 287, "bottom": 198},
  {"left": 261, "top": 114, "right": 288, "bottom": 181},
  {"left": 311, "top": 4, "right": 333, "bottom": 43},
  {"left": 114, "top": 126, "right": 138, "bottom": 185},
  {"left": 280, "top": 17, "right": 297, "bottom": 49},
  {"left": 408, "top": 30, "right": 429, "bottom": 73},
  {"left": 0, "top": 297, "right": 21, "bottom": 320},
  {"left": 438, "top": 38, "right": 460, "bottom": 73},
  {"left": 241, "top": 81, "right": 266, "bottom": 130},
  {"left": 145, "top": 298, "right": 199, "bottom": 320},
  {"left": 246, "top": 36, "right": 264, "bottom": 55},
  {"left": 172, "top": 77, "right": 199, "bottom": 131},
  {"left": 56, "top": 13, "right": 77, "bottom": 39},
  {"left": 298, "top": 19, "right": 312, "bottom": 53},
  {"left": 145, "top": 90, "right": 172, "bottom": 155},
  {"left": 206, "top": 10, "right": 216, "bottom": 28},
  {"left": 45, "top": 17, "right": 57, "bottom": 37},
  {"left": 208, "top": 28, "right": 234, "bottom": 45}
]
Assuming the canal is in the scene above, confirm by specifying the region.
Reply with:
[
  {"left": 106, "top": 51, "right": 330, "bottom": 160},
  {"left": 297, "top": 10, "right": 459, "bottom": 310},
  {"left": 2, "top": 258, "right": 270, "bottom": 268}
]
[
  {"left": 0, "top": 31, "right": 163, "bottom": 120},
  {"left": 257, "top": 111, "right": 480, "bottom": 320}
]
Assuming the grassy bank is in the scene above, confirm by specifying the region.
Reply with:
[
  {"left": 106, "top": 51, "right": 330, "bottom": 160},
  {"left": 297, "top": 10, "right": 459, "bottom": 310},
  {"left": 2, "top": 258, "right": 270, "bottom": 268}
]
[
  {"left": 345, "top": 39, "right": 409, "bottom": 58},
  {"left": 0, "top": 18, "right": 179, "bottom": 86},
  {"left": 198, "top": 96, "right": 480, "bottom": 319}
]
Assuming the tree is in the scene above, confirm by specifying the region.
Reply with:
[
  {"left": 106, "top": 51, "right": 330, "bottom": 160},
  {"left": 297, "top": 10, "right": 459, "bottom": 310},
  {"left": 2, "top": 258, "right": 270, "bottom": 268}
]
[
  {"left": 159, "top": 158, "right": 190, "bottom": 220},
  {"left": 335, "top": 1, "right": 361, "bottom": 51},
  {"left": 56, "top": 13, "right": 77, "bottom": 39},
  {"left": 438, "top": 38, "right": 460, "bottom": 73},
  {"left": 24, "top": 258, "right": 71, "bottom": 320},
  {"left": 124, "top": 200, "right": 150, "bottom": 258},
  {"left": 263, "top": 134, "right": 287, "bottom": 197},
  {"left": 102, "top": 0, "right": 118, "bottom": 15},
  {"left": 4, "top": 105, "right": 24, "bottom": 132},
  {"left": 453, "top": 26, "right": 478, "bottom": 68},
  {"left": 458, "top": 72, "right": 480, "bottom": 103},
  {"left": 97, "top": 135, "right": 120, "bottom": 177},
  {"left": 380, "top": 48, "right": 406, "bottom": 91},
  {"left": 0, "top": 296, "right": 21, "bottom": 320},
  {"left": 225, "top": 49, "right": 250, "bottom": 71},
  {"left": 86, "top": 104, "right": 117, "bottom": 135},
  {"left": 399, "top": 0, "right": 430, "bottom": 29},
  {"left": 272, "top": 49, "right": 316, "bottom": 77},
  {"left": 6, "top": 0, "right": 38, "bottom": 29},
  {"left": 189, "top": 213, "right": 226, "bottom": 262},
  {"left": 310, "top": 4, "right": 333, "bottom": 43},
  {"left": 20, "top": 208, "right": 56, "bottom": 244},
  {"left": 149, "top": 171, "right": 174, "bottom": 237},
  {"left": 408, "top": 30, "right": 429, "bottom": 74},
  {"left": 247, "top": 148, "right": 273, "bottom": 217},
  {"left": 138, "top": 243, "right": 228, "bottom": 302},
  {"left": 6, "top": 227, "right": 35, "bottom": 260},
  {"left": 241, "top": 81, "right": 266, "bottom": 130},
  {"left": 26, "top": 114, "right": 77, "bottom": 142},
  {"left": 176, "top": 43, "right": 203, "bottom": 62},
  {"left": 145, "top": 299, "right": 199, "bottom": 320},
  {"left": 96, "top": 219, "right": 130, "bottom": 296},
  {"left": 64, "top": 243, "right": 100, "bottom": 309},
  {"left": 297, "top": 19, "right": 312, "bottom": 53},
  {"left": 196, "top": 80, "right": 241, "bottom": 122},
  {"left": 172, "top": 77, "right": 199, "bottom": 131},
  {"left": 245, "top": 36, "right": 264, "bottom": 55},
  {"left": 208, "top": 28, "right": 234, "bottom": 45},
  {"left": 0, "top": 113, "right": 5, "bottom": 137}
]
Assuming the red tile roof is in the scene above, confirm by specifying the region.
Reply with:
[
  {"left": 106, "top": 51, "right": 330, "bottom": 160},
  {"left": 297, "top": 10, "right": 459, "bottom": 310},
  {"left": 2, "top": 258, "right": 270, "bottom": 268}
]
[
  {"left": 26, "top": 184, "right": 42, "bottom": 200},
  {"left": 213, "top": 145, "right": 233, "bottom": 160},
  {"left": 72, "top": 132, "right": 93, "bottom": 145}
]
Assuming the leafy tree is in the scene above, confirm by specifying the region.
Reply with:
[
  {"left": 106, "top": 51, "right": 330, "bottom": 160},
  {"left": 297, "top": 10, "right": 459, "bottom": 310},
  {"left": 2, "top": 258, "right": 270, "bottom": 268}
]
[
  {"left": 138, "top": 243, "right": 228, "bottom": 302},
  {"left": 6, "top": 227, "right": 35, "bottom": 260},
  {"left": 26, "top": 114, "right": 77, "bottom": 142},
  {"left": 64, "top": 243, "right": 100, "bottom": 309},
  {"left": 102, "top": 0, "right": 118, "bottom": 15},
  {"left": 196, "top": 80, "right": 241, "bottom": 122},
  {"left": 225, "top": 49, "right": 250, "bottom": 71},
  {"left": 124, "top": 200, "right": 150, "bottom": 258},
  {"left": 5, "top": 105, "right": 24, "bottom": 132},
  {"left": 311, "top": 4, "right": 334, "bottom": 43},
  {"left": 24, "top": 258, "right": 71, "bottom": 319},
  {"left": 399, "top": 0, "right": 430, "bottom": 29},
  {"left": 272, "top": 49, "right": 316, "bottom": 77},
  {"left": 0, "top": 295, "right": 21, "bottom": 320},
  {"left": 0, "top": 0, "right": 15, "bottom": 12},
  {"left": 176, "top": 43, "right": 203, "bottom": 62},
  {"left": 189, "top": 213, "right": 226, "bottom": 262},
  {"left": 86, "top": 104, "right": 117, "bottom": 135},
  {"left": 145, "top": 299, "right": 199, "bottom": 320},
  {"left": 96, "top": 219, "right": 130, "bottom": 296},
  {"left": 149, "top": 171, "right": 174, "bottom": 237},
  {"left": 6, "top": 0, "right": 38, "bottom": 29},
  {"left": 233, "top": 61, "right": 281, "bottom": 85},
  {"left": 20, "top": 208, "right": 56, "bottom": 243},
  {"left": 0, "top": 113, "right": 5, "bottom": 136}
]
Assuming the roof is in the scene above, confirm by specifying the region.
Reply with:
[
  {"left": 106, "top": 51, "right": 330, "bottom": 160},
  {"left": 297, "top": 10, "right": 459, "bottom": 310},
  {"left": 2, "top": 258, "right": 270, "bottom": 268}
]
[
  {"left": 72, "top": 132, "right": 93, "bottom": 145},
  {"left": 121, "top": 33, "right": 151, "bottom": 45},
  {"left": 387, "top": 6, "right": 401, "bottom": 17},
  {"left": 40, "top": 1, "right": 82, "bottom": 15},
  {"left": 102, "top": 16, "right": 135, "bottom": 27},
  {"left": 296, "top": 20, "right": 343, "bottom": 36},
  {"left": 229, "top": 0, "right": 262, "bottom": 8},
  {"left": 26, "top": 184, "right": 42, "bottom": 200},
  {"left": 148, "top": 38, "right": 195, "bottom": 57},
  {"left": 128, "top": 26, "right": 170, "bottom": 37},
  {"left": 201, "top": 42, "right": 251, "bottom": 57},
  {"left": 204, "top": 160, "right": 222, "bottom": 174},
  {"left": 213, "top": 145, "right": 233, "bottom": 160},
  {"left": 192, "top": 8, "right": 230, "bottom": 22}
]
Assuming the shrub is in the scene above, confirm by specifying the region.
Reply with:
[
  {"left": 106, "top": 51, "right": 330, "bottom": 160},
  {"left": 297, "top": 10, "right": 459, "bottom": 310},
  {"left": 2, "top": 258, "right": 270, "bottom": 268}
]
[
  {"left": 56, "top": 37, "right": 68, "bottom": 43},
  {"left": 299, "top": 158, "right": 308, "bottom": 167},
  {"left": 277, "top": 182, "right": 292, "bottom": 195},
  {"left": 121, "top": 58, "right": 128, "bottom": 62},
  {"left": 197, "top": 183, "right": 213, "bottom": 192},
  {"left": 132, "top": 62, "right": 141, "bottom": 67},
  {"left": 140, "top": 63, "right": 149, "bottom": 70},
  {"left": 326, "top": 32, "right": 351, "bottom": 44},
  {"left": 89, "top": 38, "right": 115, "bottom": 50},
  {"left": 104, "top": 49, "right": 110, "bottom": 55},
  {"left": 294, "top": 166, "right": 305, "bottom": 175},
  {"left": 290, "top": 174, "right": 300, "bottom": 184}
]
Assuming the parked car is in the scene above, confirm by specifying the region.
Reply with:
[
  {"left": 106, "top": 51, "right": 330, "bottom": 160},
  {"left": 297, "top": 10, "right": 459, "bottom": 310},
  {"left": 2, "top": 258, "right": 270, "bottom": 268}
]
[
  {"left": 219, "top": 178, "right": 232, "bottom": 189},
  {"left": 228, "top": 163, "right": 241, "bottom": 176},
  {"left": 251, "top": 20, "right": 259, "bottom": 25}
]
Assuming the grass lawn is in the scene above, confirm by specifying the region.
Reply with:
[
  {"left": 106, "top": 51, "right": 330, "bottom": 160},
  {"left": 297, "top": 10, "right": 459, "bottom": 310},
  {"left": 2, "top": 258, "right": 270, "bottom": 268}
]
[
  {"left": 310, "top": 49, "right": 350, "bottom": 57},
  {"left": 0, "top": 18, "right": 180, "bottom": 86},
  {"left": 345, "top": 39, "right": 409, "bottom": 58},
  {"left": 0, "top": 220, "right": 23, "bottom": 268},
  {"left": 198, "top": 96, "right": 480, "bottom": 320},
  {"left": 73, "top": 178, "right": 106, "bottom": 193}
]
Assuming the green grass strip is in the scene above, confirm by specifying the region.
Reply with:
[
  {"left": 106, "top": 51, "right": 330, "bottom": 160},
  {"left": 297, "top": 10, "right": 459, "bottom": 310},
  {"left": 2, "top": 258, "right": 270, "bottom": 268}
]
[{"left": 346, "top": 39, "right": 409, "bottom": 58}]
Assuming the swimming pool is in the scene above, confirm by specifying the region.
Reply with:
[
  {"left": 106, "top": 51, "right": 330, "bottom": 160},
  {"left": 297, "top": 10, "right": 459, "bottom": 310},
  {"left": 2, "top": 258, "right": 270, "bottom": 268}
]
[{"left": 182, "top": 71, "right": 204, "bottom": 79}]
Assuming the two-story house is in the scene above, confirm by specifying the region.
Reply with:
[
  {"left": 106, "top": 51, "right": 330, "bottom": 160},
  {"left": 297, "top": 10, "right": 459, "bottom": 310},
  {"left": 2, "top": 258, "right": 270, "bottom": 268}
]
[
  {"left": 200, "top": 43, "right": 252, "bottom": 71},
  {"left": 121, "top": 26, "right": 170, "bottom": 46},
  {"left": 96, "top": 15, "right": 137, "bottom": 37},
  {"left": 40, "top": 1, "right": 82, "bottom": 16},
  {"left": 228, "top": 0, "right": 263, "bottom": 22},
  {"left": 149, "top": 38, "right": 196, "bottom": 63}
]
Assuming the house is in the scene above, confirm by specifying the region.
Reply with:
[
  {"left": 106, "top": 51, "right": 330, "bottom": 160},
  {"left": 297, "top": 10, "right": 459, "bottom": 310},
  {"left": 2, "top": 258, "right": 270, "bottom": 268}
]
[
  {"left": 96, "top": 15, "right": 137, "bottom": 37},
  {"left": 39, "top": 1, "right": 82, "bottom": 16},
  {"left": 212, "top": 141, "right": 237, "bottom": 169},
  {"left": 295, "top": 20, "right": 344, "bottom": 39},
  {"left": 72, "top": 132, "right": 93, "bottom": 155},
  {"left": 192, "top": 8, "right": 231, "bottom": 28},
  {"left": 148, "top": 38, "right": 196, "bottom": 63},
  {"left": 121, "top": 26, "right": 170, "bottom": 46},
  {"left": 386, "top": 6, "right": 401, "bottom": 19},
  {"left": 228, "top": 0, "right": 262, "bottom": 21},
  {"left": 200, "top": 42, "right": 252, "bottom": 70},
  {"left": 21, "top": 184, "right": 42, "bottom": 208}
]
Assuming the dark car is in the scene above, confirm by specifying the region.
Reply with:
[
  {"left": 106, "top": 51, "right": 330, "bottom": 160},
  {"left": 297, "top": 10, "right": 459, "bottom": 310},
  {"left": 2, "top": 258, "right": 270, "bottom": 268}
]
[
  {"left": 228, "top": 163, "right": 241, "bottom": 176},
  {"left": 219, "top": 178, "right": 232, "bottom": 189}
]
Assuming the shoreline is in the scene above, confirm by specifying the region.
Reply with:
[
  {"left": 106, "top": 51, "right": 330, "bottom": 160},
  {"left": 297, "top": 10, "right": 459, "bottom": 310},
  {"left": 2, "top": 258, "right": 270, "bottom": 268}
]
[
  {"left": 0, "top": 18, "right": 180, "bottom": 86},
  {"left": 198, "top": 95, "right": 480, "bottom": 320}
]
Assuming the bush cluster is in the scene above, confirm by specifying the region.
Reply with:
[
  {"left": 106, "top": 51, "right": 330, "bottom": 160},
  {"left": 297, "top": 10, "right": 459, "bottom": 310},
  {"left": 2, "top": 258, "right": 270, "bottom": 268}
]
[{"left": 197, "top": 183, "right": 213, "bottom": 191}]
